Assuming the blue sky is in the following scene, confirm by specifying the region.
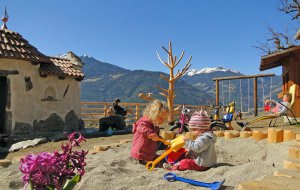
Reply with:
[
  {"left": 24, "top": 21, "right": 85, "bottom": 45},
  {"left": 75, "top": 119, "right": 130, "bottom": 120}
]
[{"left": 2, "top": 0, "right": 298, "bottom": 75}]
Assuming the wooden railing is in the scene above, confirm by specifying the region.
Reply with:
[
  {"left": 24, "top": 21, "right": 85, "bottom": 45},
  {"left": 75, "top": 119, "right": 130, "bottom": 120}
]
[{"left": 80, "top": 102, "right": 203, "bottom": 128}]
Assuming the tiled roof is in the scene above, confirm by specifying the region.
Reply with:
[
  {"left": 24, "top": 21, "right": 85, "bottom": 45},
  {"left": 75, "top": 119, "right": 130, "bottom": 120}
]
[
  {"left": 0, "top": 28, "right": 51, "bottom": 63},
  {"left": 40, "top": 57, "right": 84, "bottom": 80},
  {"left": 0, "top": 28, "right": 84, "bottom": 80}
]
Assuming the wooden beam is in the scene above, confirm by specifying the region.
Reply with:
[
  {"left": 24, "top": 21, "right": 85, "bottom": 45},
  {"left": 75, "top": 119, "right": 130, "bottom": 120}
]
[
  {"left": 212, "top": 73, "right": 275, "bottom": 81},
  {"left": 0, "top": 70, "right": 19, "bottom": 76}
]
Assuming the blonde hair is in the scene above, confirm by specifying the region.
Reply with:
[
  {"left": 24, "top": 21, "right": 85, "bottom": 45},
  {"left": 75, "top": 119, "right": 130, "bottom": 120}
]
[
  {"left": 143, "top": 100, "right": 169, "bottom": 124},
  {"left": 284, "top": 93, "right": 292, "bottom": 103}
]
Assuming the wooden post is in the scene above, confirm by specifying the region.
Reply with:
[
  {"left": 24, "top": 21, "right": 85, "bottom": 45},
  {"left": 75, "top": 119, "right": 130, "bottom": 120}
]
[
  {"left": 240, "top": 131, "right": 252, "bottom": 138},
  {"left": 135, "top": 105, "right": 140, "bottom": 121},
  {"left": 254, "top": 77, "right": 258, "bottom": 116},
  {"left": 284, "top": 130, "right": 295, "bottom": 141},
  {"left": 215, "top": 80, "right": 219, "bottom": 105},
  {"left": 104, "top": 105, "right": 108, "bottom": 117},
  {"left": 252, "top": 130, "right": 268, "bottom": 141},
  {"left": 267, "top": 128, "right": 284, "bottom": 143}
]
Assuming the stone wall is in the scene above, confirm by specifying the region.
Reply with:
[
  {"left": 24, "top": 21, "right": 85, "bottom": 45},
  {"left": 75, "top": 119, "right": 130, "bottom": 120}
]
[{"left": 0, "top": 58, "right": 82, "bottom": 136}]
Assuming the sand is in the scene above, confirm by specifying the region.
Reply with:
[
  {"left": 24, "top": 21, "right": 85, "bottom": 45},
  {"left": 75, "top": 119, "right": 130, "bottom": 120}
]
[{"left": 0, "top": 134, "right": 293, "bottom": 190}]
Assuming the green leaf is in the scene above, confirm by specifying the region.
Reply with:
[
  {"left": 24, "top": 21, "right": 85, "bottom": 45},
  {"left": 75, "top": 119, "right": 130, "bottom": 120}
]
[
  {"left": 45, "top": 185, "right": 54, "bottom": 190},
  {"left": 29, "top": 181, "right": 33, "bottom": 190},
  {"left": 63, "top": 174, "right": 81, "bottom": 190}
]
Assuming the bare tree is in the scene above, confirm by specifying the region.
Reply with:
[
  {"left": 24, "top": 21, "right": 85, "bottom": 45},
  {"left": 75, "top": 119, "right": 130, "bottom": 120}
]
[
  {"left": 252, "top": 41, "right": 272, "bottom": 55},
  {"left": 253, "top": 1, "right": 300, "bottom": 54},
  {"left": 253, "top": 25, "right": 296, "bottom": 54},
  {"left": 156, "top": 41, "right": 192, "bottom": 123},
  {"left": 279, "top": 0, "right": 300, "bottom": 20}
]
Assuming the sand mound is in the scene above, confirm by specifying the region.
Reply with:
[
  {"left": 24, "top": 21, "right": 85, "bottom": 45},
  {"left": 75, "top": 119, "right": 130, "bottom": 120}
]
[{"left": 0, "top": 137, "right": 292, "bottom": 190}]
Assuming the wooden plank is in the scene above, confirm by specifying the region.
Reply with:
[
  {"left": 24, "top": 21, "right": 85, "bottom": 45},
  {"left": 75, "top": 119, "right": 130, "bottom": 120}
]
[
  {"left": 283, "top": 159, "right": 300, "bottom": 170},
  {"left": 213, "top": 73, "right": 275, "bottom": 81},
  {"left": 80, "top": 108, "right": 105, "bottom": 111},
  {"left": 284, "top": 130, "right": 295, "bottom": 142},
  {"left": 252, "top": 130, "right": 268, "bottom": 141},
  {"left": 274, "top": 169, "right": 300, "bottom": 179},
  {"left": 288, "top": 145, "right": 300, "bottom": 159},
  {"left": 224, "top": 130, "right": 240, "bottom": 139},
  {"left": 80, "top": 113, "right": 104, "bottom": 116},
  {"left": 81, "top": 119, "right": 100, "bottom": 122},
  {"left": 240, "top": 131, "right": 252, "bottom": 138}
]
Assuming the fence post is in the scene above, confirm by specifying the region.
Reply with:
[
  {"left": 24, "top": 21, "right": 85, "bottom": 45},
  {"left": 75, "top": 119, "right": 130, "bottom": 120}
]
[
  {"left": 136, "top": 105, "right": 140, "bottom": 121},
  {"left": 104, "top": 105, "right": 108, "bottom": 117}
]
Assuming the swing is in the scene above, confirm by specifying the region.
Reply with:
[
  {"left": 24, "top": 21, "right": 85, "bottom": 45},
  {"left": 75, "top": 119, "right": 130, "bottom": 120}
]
[
  {"left": 264, "top": 76, "right": 275, "bottom": 112},
  {"left": 239, "top": 79, "right": 243, "bottom": 112},
  {"left": 222, "top": 80, "right": 224, "bottom": 106},
  {"left": 261, "top": 77, "right": 265, "bottom": 109},
  {"left": 228, "top": 80, "right": 231, "bottom": 104},
  {"left": 240, "top": 78, "right": 250, "bottom": 114}
]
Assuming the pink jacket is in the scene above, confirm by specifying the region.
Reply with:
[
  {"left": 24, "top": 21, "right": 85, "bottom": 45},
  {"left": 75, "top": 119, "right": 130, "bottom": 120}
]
[{"left": 130, "top": 117, "right": 160, "bottom": 161}]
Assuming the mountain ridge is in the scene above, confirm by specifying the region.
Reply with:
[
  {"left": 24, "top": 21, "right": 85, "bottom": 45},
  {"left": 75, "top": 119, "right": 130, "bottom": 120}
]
[{"left": 71, "top": 53, "right": 281, "bottom": 109}]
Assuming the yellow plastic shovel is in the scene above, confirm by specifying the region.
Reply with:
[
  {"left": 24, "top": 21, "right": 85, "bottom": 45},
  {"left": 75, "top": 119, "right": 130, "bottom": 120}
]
[{"left": 146, "top": 135, "right": 186, "bottom": 171}]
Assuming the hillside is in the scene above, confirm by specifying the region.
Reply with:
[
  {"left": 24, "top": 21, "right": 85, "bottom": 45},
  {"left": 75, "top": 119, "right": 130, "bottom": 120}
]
[
  {"left": 64, "top": 54, "right": 282, "bottom": 109},
  {"left": 79, "top": 55, "right": 212, "bottom": 105}
]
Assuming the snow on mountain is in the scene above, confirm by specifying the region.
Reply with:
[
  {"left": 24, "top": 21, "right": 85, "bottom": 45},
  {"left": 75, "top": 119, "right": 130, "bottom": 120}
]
[
  {"left": 186, "top": 66, "right": 240, "bottom": 76},
  {"left": 53, "top": 53, "right": 67, "bottom": 58},
  {"left": 82, "top": 54, "right": 93, "bottom": 59}
]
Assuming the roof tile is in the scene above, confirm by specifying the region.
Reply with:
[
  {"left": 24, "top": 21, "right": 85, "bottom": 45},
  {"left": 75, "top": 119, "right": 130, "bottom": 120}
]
[
  {"left": 39, "top": 57, "right": 84, "bottom": 80},
  {"left": 0, "top": 28, "right": 50, "bottom": 63},
  {"left": 0, "top": 28, "right": 84, "bottom": 80}
]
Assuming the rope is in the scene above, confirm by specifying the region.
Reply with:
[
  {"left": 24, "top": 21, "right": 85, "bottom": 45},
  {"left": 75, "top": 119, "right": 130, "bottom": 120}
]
[
  {"left": 228, "top": 80, "right": 231, "bottom": 104},
  {"left": 222, "top": 80, "right": 224, "bottom": 106},
  {"left": 247, "top": 78, "right": 250, "bottom": 112},
  {"left": 261, "top": 78, "right": 265, "bottom": 108},
  {"left": 270, "top": 77, "right": 273, "bottom": 100}
]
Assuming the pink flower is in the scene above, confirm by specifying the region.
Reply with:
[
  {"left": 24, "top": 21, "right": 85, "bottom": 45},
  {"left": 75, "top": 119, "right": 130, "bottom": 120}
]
[{"left": 19, "top": 132, "right": 88, "bottom": 189}]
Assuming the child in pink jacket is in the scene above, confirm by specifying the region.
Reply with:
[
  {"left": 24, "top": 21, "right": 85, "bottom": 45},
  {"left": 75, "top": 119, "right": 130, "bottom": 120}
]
[{"left": 130, "top": 100, "right": 169, "bottom": 164}]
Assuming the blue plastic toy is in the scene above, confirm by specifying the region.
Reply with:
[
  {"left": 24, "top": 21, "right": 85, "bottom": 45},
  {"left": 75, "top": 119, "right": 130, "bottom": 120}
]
[{"left": 163, "top": 172, "right": 225, "bottom": 190}]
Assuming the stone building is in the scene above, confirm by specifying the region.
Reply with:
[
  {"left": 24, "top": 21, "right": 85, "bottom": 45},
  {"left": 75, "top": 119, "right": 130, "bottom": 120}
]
[{"left": 0, "top": 13, "right": 84, "bottom": 137}]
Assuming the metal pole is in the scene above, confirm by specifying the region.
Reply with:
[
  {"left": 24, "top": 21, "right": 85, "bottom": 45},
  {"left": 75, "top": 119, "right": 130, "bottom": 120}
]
[{"left": 254, "top": 77, "right": 258, "bottom": 116}]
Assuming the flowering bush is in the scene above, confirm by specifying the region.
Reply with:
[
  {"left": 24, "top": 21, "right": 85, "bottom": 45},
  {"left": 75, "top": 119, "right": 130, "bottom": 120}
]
[{"left": 19, "top": 132, "right": 88, "bottom": 190}]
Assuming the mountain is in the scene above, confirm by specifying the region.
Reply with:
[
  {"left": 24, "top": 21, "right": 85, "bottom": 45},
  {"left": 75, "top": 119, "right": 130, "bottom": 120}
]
[
  {"left": 79, "top": 56, "right": 213, "bottom": 105},
  {"left": 182, "top": 66, "right": 243, "bottom": 95},
  {"left": 182, "top": 66, "right": 282, "bottom": 111},
  {"left": 69, "top": 53, "right": 282, "bottom": 109},
  {"left": 80, "top": 55, "right": 129, "bottom": 78}
]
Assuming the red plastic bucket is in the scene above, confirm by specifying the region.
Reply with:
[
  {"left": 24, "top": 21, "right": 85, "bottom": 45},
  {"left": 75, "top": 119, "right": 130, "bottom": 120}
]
[{"left": 165, "top": 148, "right": 187, "bottom": 164}]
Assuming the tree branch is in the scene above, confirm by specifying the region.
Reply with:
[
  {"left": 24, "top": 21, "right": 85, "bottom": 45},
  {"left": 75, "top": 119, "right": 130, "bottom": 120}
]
[
  {"left": 279, "top": 0, "right": 300, "bottom": 19},
  {"left": 174, "top": 50, "right": 185, "bottom": 68},
  {"left": 160, "top": 74, "right": 169, "bottom": 82},
  {"left": 156, "top": 85, "right": 168, "bottom": 94},
  {"left": 159, "top": 92, "right": 168, "bottom": 98},
  {"left": 174, "top": 56, "right": 192, "bottom": 80},
  {"left": 156, "top": 51, "right": 171, "bottom": 69}
]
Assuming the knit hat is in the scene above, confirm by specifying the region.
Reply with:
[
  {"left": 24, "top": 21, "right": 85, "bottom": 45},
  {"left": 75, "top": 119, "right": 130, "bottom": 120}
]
[{"left": 188, "top": 110, "right": 211, "bottom": 129}]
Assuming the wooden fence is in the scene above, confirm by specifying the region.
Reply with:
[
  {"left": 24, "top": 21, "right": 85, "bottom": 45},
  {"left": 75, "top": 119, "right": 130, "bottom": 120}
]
[{"left": 80, "top": 102, "right": 204, "bottom": 128}]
